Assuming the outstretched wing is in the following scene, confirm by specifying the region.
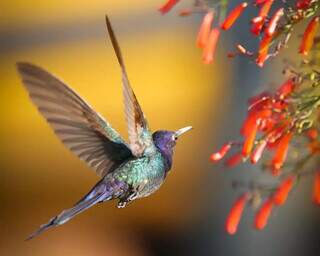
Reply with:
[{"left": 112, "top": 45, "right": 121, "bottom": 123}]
[
  {"left": 17, "top": 62, "right": 133, "bottom": 177},
  {"left": 106, "top": 15, "right": 156, "bottom": 157}
]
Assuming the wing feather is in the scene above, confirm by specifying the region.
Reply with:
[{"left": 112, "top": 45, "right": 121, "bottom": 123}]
[
  {"left": 105, "top": 15, "right": 156, "bottom": 157},
  {"left": 17, "top": 62, "right": 132, "bottom": 177}
]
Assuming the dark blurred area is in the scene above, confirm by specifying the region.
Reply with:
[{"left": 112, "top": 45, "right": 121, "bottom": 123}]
[{"left": 0, "top": 1, "right": 319, "bottom": 255}]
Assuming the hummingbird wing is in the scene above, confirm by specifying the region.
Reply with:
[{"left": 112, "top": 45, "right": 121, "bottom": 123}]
[
  {"left": 17, "top": 62, "right": 133, "bottom": 177},
  {"left": 106, "top": 15, "right": 156, "bottom": 157}
]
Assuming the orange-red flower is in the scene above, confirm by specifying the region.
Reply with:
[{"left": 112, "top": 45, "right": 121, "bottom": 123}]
[
  {"left": 276, "top": 78, "right": 296, "bottom": 99},
  {"left": 265, "top": 8, "right": 284, "bottom": 36},
  {"left": 273, "top": 176, "right": 295, "bottom": 205},
  {"left": 251, "top": 19, "right": 264, "bottom": 35},
  {"left": 179, "top": 8, "right": 192, "bottom": 17},
  {"left": 255, "top": 0, "right": 269, "bottom": 4},
  {"left": 221, "top": 2, "right": 248, "bottom": 30},
  {"left": 266, "top": 121, "right": 291, "bottom": 148},
  {"left": 296, "top": 0, "right": 312, "bottom": 10},
  {"left": 159, "top": 0, "right": 180, "bottom": 14},
  {"left": 256, "top": 34, "right": 273, "bottom": 67},
  {"left": 251, "top": 140, "right": 267, "bottom": 164},
  {"left": 254, "top": 198, "right": 274, "bottom": 230},
  {"left": 299, "top": 16, "right": 320, "bottom": 56},
  {"left": 251, "top": 0, "right": 274, "bottom": 35},
  {"left": 308, "top": 140, "right": 320, "bottom": 154},
  {"left": 242, "top": 122, "right": 258, "bottom": 157},
  {"left": 271, "top": 132, "right": 293, "bottom": 176},
  {"left": 225, "top": 152, "right": 243, "bottom": 167},
  {"left": 210, "top": 142, "right": 232, "bottom": 162},
  {"left": 306, "top": 128, "right": 318, "bottom": 140},
  {"left": 248, "top": 92, "right": 271, "bottom": 110},
  {"left": 202, "top": 28, "right": 220, "bottom": 64},
  {"left": 225, "top": 193, "right": 249, "bottom": 235},
  {"left": 241, "top": 109, "right": 272, "bottom": 136},
  {"left": 313, "top": 171, "right": 320, "bottom": 205},
  {"left": 259, "top": 0, "right": 274, "bottom": 18},
  {"left": 196, "top": 11, "right": 214, "bottom": 48}
]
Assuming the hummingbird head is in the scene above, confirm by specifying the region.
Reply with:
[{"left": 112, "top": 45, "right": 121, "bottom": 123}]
[{"left": 152, "top": 126, "right": 192, "bottom": 172}]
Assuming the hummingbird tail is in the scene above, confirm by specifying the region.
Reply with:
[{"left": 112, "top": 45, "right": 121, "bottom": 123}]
[{"left": 26, "top": 190, "right": 111, "bottom": 241}]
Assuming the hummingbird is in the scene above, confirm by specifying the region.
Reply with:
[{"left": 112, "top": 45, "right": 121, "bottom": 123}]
[{"left": 17, "top": 16, "right": 192, "bottom": 240}]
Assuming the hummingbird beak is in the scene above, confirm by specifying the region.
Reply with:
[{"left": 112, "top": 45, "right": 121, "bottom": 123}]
[{"left": 175, "top": 126, "right": 193, "bottom": 138}]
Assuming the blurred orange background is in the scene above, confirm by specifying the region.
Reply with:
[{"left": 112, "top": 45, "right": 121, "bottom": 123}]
[{"left": 0, "top": 1, "right": 229, "bottom": 255}]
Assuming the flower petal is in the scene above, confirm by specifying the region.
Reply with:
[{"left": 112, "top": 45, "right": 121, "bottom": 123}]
[
  {"left": 159, "top": 0, "right": 180, "bottom": 14},
  {"left": 226, "top": 193, "right": 249, "bottom": 235},
  {"left": 271, "top": 132, "right": 293, "bottom": 176},
  {"left": 254, "top": 198, "right": 274, "bottom": 230},
  {"left": 221, "top": 2, "right": 248, "bottom": 30},
  {"left": 202, "top": 28, "right": 220, "bottom": 64},
  {"left": 196, "top": 11, "right": 215, "bottom": 48},
  {"left": 299, "top": 16, "right": 320, "bottom": 56},
  {"left": 273, "top": 176, "right": 295, "bottom": 205},
  {"left": 313, "top": 171, "right": 320, "bottom": 205}
]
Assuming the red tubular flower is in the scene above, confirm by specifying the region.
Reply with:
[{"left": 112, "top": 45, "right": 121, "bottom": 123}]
[
  {"left": 277, "top": 78, "right": 296, "bottom": 99},
  {"left": 254, "top": 198, "right": 274, "bottom": 230},
  {"left": 259, "top": 118, "right": 276, "bottom": 133},
  {"left": 202, "top": 28, "right": 220, "bottom": 64},
  {"left": 196, "top": 11, "right": 214, "bottom": 49},
  {"left": 271, "top": 101, "right": 288, "bottom": 112},
  {"left": 313, "top": 171, "right": 320, "bottom": 205},
  {"left": 306, "top": 128, "right": 318, "bottom": 140},
  {"left": 296, "top": 0, "right": 312, "bottom": 10},
  {"left": 241, "top": 115, "right": 257, "bottom": 137},
  {"left": 273, "top": 176, "right": 295, "bottom": 205},
  {"left": 271, "top": 132, "right": 293, "bottom": 176},
  {"left": 225, "top": 152, "right": 243, "bottom": 167},
  {"left": 256, "top": 34, "right": 273, "bottom": 67},
  {"left": 259, "top": 0, "right": 274, "bottom": 18},
  {"left": 266, "top": 121, "right": 291, "bottom": 148},
  {"left": 252, "top": 16, "right": 264, "bottom": 24},
  {"left": 299, "top": 16, "right": 320, "bottom": 56},
  {"left": 241, "top": 109, "right": 272, "bottom": 136},
  {"left": 251, "top": 0, "right": 274, "bottom": 35},
  {"left": 251, "top": 22, "right": 264, "bottom": 35},
  {"left": 251, "top": 140, "right": 267, "bottom": 164},
  {"left": 265, "top": 8, "right": 284, "bottom": 36},
  {"left": 248, "top": 91, "right": 271, "bottom": 108},
  {"left": 255, "top": 0, "right": 269, "bottom": 4},
  {"left": 242, "top": 122, "right": 258, "bottom": 157},
  {"left": 309, "top": 140, "right": 320, "bottom": 154},
  {"left": 179, "top": 8, "right": 192, "bottom": 17},
  {"left": 221, "top": 2, "right": 248, "bottom": 30},
  {"left": 210, "top": 142, "right": 232, "bottom": 162},
  {"left": 159, "top": 0, "right": 180, "bottom": 14},
  {"left": 225, "top": 193, "right": 249, "bottom": 235}
]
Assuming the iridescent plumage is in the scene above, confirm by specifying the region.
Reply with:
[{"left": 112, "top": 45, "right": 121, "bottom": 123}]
[{"left": 17, "top": 16, "right": 192, "bottom": 240}]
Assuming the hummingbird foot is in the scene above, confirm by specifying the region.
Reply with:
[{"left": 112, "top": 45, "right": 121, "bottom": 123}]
[
  {"left": 117, "top": 201, "right": 128, "bottom": 208},
  {"left": 117, "top": 190, "right": 139, "bottom": 208}
]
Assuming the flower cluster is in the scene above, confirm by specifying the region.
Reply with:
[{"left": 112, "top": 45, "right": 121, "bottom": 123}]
[
  {"left": 158, "top": 0, "right": 320, "bottom": 65},
  {"left": 159, "top": 0, "right": 320, "bottom": 235},
  {"left": 210, "top": 62, "right": 320, "bottom": 234}
]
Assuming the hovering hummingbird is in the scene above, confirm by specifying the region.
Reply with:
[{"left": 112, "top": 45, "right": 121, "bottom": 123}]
[{"left": 17, "top": 16, "right": 192, "bottom": 240}]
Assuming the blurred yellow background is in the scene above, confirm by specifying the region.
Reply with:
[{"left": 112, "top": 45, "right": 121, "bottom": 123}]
[{"left": 0, "top": 1, "right": 229, "bottom": 255}]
